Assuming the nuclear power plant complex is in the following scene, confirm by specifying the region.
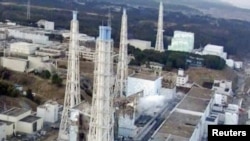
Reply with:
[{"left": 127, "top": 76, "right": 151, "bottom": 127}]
[{"left": 0, "top": 1, "right": 249, "bottom": 141}]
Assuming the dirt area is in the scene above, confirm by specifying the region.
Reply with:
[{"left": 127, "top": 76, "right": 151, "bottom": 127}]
[
  {"left": 0, "top": 95, "right": 37, "bottom": 111},
  {"left": 186, "top": 66, "right": 237, "bottom": 87}
]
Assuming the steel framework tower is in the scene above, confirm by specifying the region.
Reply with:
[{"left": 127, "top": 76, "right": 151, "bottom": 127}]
[
  {"left": 88, "top": 26, "right": 114, "bottom": 141},
  {"left": 114, "top": 9, "right": 128, "bottom": 97},
  {"left": 27, "top": 0, "right": 30, "bottom": 20},
  {"left": 155, "top": 1, "right": 164, "bottom": 52},
  {"left": 58, "top": 11, "right": 81, "bottom": 141}
]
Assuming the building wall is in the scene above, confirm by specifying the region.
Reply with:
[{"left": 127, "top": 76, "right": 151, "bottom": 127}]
[
  {"left": 5, "top": 123, "right": 14, "bottom": 136},
  {"left": 128, "top": 39, "right": 152, "bottom": 51},
  {"left": 160, "top": 87, "right": 176, "bottom": 100},
  {"left": 118, "top": 114, "right": 137, "bottom": 138},
  {"left": 8, "top": 29, "right": 51, "bottom": 45},
  {"left": 176, "top": 76, "right": 188, "bottom": 86},
  {"left": 10, "top": 42, "right": 38, "bottom": 55},
  {"left": 17, "top": 118, "right": 43, "bottom": 134},
  {"left": 127, "top": 77, "right": 162, "bottom": 97},
  {"left": 224, "top": 112, "right": 238, "bottom": 125},
  {"left": 0, "top": 110, "right": 31, "bottom": 134},
  {"left": 168, "top": 31, "right": 194, "bottom": 53},
  {"left": 37, "top": 103, "right": 59, "bottom": 123},
  {"left": 0, "top": 123, "right": 6, "bottom": 141},
  {"left": 1, "top": 57, "right": 28, "bottom": 72},
  {"left": 44, "top": 21, "right": 54, "bottom": 30}
]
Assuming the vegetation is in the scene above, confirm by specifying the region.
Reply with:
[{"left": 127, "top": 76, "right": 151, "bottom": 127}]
[
  {"left": 0, "top": 80, "right": 19, "bottom": 97},
  {"left": 128, "top": 46, "right": 225, "bottom": 70},
  {"left": 38, "top": 70, "right": 51, "bottom": 79},
  {"left": 0, "top": 0, "right": 250, "bottom": 56},
  {"left": 52, "top": 73, "right": 63, "bottom": 87}
]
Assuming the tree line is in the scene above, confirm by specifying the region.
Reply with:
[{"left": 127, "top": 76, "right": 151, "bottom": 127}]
[{"left": 128, "top": 45, "right": 225, "bottom": 70}]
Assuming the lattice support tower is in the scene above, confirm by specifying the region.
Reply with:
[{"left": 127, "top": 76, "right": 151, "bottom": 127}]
[
  {"left": 114, "top": 9, "right": 128, "bottom": 97},
  {"left": 155, "top": 1, "right": 164, "bottom": 52},
  {"left": 88, "top": 26, "right": 114, "bottom": 141},
  {"left": 58, "top": 11, "right": 81, "bottom": 141}
]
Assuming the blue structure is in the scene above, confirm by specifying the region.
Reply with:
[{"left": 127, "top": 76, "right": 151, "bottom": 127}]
[{"left": 99, "top": 26, "right": 111, "bottom": 40}]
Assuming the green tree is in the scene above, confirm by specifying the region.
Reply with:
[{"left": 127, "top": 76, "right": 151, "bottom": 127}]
[
  {"left": 40, "top": 70, "right": 51, "bottom": 79},
  {"left": 52, "top": 74, "right": 63, "bottom": 87}
]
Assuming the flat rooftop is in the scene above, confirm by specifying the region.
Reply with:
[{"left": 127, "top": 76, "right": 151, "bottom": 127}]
[
  {"left": 1, "top": 107, "right": 30, "bottom": 117},
  {"left": 0, "top": 120, "right": 13, "bottom": 125},
  {"left": 130, "top": 73, "right": 160, "bottom": 81},
  {"left": 152, "top": 86, "right": 213, "bottom": 140},
  {"left": 177, "top": 87, "right": 212, "bottom": 113},
  {"left": 20, "top": 115, "right": 41, "bottom": 123},
  {"left": 157, "top": 111, "right": 201, "bottom": 139}
]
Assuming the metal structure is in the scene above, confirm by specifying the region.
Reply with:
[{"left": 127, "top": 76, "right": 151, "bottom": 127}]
[
  {"left": 114, "top": 9, "right": 128, "bottom": 97},
  {"left": 58, "top": 11, "right": 81, "bottom": 141},
  {"left": 88, "top": 26, "right": 114, "bottom": 141},
  {"left": 27, "top": 0, "right": 31, "bottom": 20},
  {"left": 155, "top": 1, "right": 164, "bottom": 52}
]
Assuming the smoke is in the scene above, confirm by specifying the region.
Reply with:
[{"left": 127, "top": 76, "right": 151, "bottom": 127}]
[{"left": 137, "top": 95, "right": 167, "bottom": 116}]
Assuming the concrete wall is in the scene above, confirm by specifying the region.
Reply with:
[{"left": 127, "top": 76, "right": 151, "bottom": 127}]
[
  {"left": 128, "top": 39, "right": 152, "bottom": 51},
  {"left": 1, "top": 57, "right": 28, "bottom": 72},
  {"left": 37, "top": 103, "right": 59, "bottom": 123},
  {"left": 0, "top": 123, "right": 6, "bottom": 141},
  {"left": 127, "top": 77, "right": 162, "bottom": 97},
  {"left": 17, "top": 118, "right": 43, "bottom": 134},
  {"left": 118, "top": 114, "right": 137, "bottom": 138},
  {"left": 5, "top": 123, "right": 14, "bottom": 136},
  {"left": 8, "top": 29, "right": 51, "bottom": 45}
]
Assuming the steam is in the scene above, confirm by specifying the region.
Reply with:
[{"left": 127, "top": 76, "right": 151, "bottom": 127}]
[{"left": 137, "top": 95, "right": 167, "bottom": 116}]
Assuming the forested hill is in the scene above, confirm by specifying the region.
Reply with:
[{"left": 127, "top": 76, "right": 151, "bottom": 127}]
[{"left": 0, "top": 0, "right": 250, "bottom": 57}]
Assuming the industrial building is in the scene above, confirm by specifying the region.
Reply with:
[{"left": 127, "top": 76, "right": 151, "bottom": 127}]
[
  {"left": 1, "top": 57, "right": 28, "bottom": 72},
  {"left": 10, "top": 42, "right": 40, "bottom": 56},
  {"left": 0, "top": 122, "right": 6, "bottom": 141},
  {"left": 151, "top": 86, "right": 213, "bottom": 141},
  {"left": 127, "top": 72, "right": 163, "bottom": 97},
  {"left": 0, "top": 107, "right": 43, "bottom": 136},
  {"left": 168, "top": 30, "right": 195, "bottom": 53},
  {"left": 37, "top": 100, "right": 59, "bottom": 123},
  {"left": 212, "top": 80, "right": 233, "bottom": 96},
  {"left": 35, "top": 47, "right": 62, "bottom": 58},
  {"left": 176, "top": 69, "right": 190, "bottom": 87},
  {"left": 202, "top": 44, "right": 227, "bottom": 60},
  {"left": 1, "top": 55, "right": 56, "bottom": 73},
  {"left": 37, "top": 19, "right": 55, "bottom": 30},
  {"left": 128, "top": 39, "right": 152, "bottom": 51}
]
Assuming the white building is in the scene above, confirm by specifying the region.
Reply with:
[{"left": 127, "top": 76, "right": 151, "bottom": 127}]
[
  {"left": 35, "top": 47, "right": 62, "bottom": 58},
  {"left": 0, "top": 122, "right": 6, "bottom": 141},
  {"left": 128, "top": 39, "right": 152, "bottom": 51},
  {"left": 0, "top": 107, "right": 43, "bottom": 135},
  {"left": 234, "top": 61, "right": 243, "bottom": 69},
  {"left": 127, "top": 73, "right": 162, "bottom": 97},
  {"left": 168, "top": 30, "right": 194, "bottom": 52},
  {"left": 7, "top": 28, "right": 52, "bottom": 45},
  {"left": 10, "top": 42, "right": 39, "bottom": 55},
  {"left": 151, "top": 86, "right": 213, "bottom": 141},
  {"left": 176, "top": 69, "right": 189, "bottom": 87},
  {"left": 37, "top": 100, "right": 59, "bottom": 123},
  {"left": 224, "top": 105, "right": 239, "bottom": 125},
  {"left": 212, "top": 80, "right": 233, "bottom": 96},
  {"left": 1, "top": 57, "right": 28, "bottom": 72},
  {"left": 202, "top": 44, "right": 227, "bottom": 60},
  {"left": 37, "top": 19, "right": 55, "bottom": 30},
  {"left": 226, "top": 59, "right": 234, "bottom": 68},
  {"left": 17, "top": 115, "right": 43, "bottom": 134}
]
